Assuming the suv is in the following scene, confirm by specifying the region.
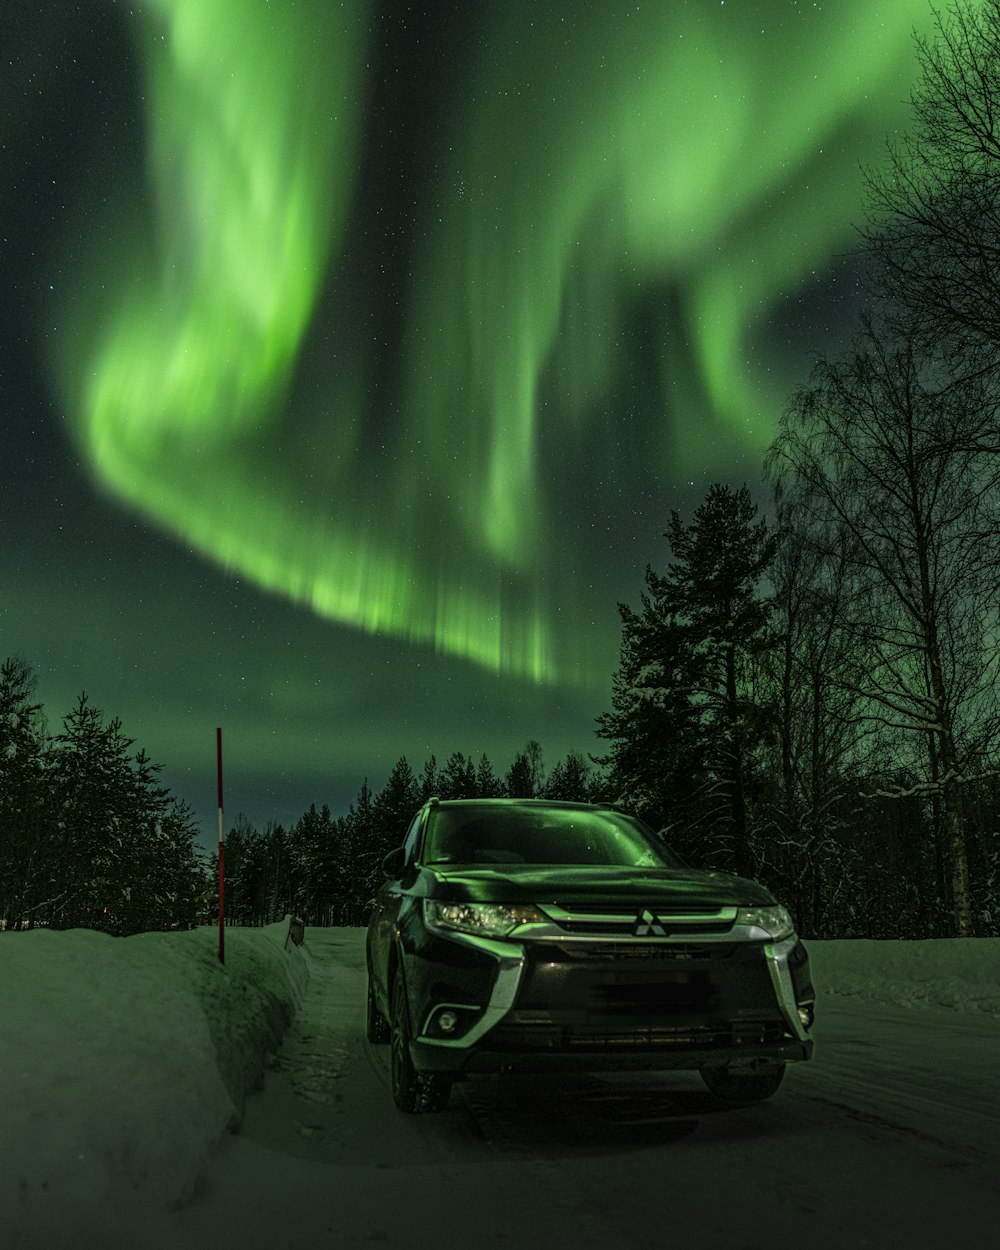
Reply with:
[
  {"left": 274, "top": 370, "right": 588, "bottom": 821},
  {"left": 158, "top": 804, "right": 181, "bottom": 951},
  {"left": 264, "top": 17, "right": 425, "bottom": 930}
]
[{"left": 366, "top": 799, "right": 815, "bottom": 1113}]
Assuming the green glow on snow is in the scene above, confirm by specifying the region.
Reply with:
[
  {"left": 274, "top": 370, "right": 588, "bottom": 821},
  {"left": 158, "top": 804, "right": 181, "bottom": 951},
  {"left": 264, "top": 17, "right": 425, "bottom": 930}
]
[{"left": 57, "top": 0, "right": 950, "bottom": 685}]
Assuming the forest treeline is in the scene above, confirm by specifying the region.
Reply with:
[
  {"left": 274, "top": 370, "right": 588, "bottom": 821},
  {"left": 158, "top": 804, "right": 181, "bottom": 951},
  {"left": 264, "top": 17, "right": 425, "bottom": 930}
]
[
  {"left": 3, "top": 1, "right": 999, "bottom": 941},
  {"left": 219, "top": 745, "right": 599, "bottom": 930},
  {"left": 0, "top": 657, "right": 203, "bottom": 934},
  {"left": 0, "top": 666, "right": 599, "bottom": 933}
]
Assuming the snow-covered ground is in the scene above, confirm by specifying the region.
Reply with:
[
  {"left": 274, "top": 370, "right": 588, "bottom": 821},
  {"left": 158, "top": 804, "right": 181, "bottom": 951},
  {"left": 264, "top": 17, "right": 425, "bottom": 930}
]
[
  {"left": 2, "top": 924, "right": 997, "bottom": 1248},
  {"left": 1, "top": 920, "right": 309, "bottom": 1247},
  {"left": 806, "top": 936, "right": 1000, "bottom": 1015}
]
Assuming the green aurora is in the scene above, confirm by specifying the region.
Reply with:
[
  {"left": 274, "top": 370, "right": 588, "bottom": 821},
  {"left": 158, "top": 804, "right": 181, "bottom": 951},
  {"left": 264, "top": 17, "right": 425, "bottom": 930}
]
[{"left": 55, "top": 0, "right": 947, "bottom": 687}]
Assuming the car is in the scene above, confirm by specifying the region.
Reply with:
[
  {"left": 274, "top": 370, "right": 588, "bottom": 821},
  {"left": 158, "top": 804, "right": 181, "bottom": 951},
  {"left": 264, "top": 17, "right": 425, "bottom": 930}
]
[{"left": 365, "top": 798, "right": 815, "bottom": 1113}]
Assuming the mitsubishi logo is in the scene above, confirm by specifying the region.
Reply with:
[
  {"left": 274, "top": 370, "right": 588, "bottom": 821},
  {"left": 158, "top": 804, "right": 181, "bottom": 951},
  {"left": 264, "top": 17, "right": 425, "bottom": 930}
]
[{"left": 633, "top": 908, "right": 667, "bottom": 937}]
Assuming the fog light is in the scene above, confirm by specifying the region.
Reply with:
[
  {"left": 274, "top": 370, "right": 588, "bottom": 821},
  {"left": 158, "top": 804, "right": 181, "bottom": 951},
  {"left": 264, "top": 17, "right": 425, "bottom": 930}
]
[
  {"left": 438, "top": 1010, "right": 459, "bottom": 1033},
  {"left": 798, "top": 1003, "right": 814, "bottom": 1029}
]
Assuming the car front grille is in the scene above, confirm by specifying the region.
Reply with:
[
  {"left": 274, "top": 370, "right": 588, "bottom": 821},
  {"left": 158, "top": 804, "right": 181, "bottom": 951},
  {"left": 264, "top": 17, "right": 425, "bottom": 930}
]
[{"left": 542, "top": 902, "right": 738, "bottom": 938}]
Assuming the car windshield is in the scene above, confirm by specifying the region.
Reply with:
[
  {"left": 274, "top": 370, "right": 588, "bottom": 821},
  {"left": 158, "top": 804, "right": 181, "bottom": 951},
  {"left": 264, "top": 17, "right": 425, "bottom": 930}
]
[{"left": 421, "top": 805, "right": 684, "bottom": 869}]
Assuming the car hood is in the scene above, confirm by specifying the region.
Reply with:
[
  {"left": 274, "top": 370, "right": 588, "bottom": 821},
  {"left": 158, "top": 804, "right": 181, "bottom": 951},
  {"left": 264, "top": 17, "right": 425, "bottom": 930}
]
[{"left": 422, "top": 863, "right": 776, "bottom": 908}]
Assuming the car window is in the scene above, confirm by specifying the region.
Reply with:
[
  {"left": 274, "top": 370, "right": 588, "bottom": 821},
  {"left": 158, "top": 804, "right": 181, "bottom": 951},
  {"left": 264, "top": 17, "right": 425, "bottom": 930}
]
[
  {"left": 421, "top": 806, "right": 683, "bottom": 868},
  {"left": 401, "top": 811, "right": 423, "bottom": 865}
]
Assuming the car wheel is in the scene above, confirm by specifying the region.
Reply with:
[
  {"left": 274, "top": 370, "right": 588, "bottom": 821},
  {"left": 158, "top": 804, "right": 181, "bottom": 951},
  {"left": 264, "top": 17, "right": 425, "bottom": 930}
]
[
  {"left": 366, "top": 977, "right": 390, "bottom": 1044},
  {"left": 390, "top": 974, "right": 452, "bottom": 1113},
  {"left": 701, "top": 1061, "right": 786, "bottom": 1106}
]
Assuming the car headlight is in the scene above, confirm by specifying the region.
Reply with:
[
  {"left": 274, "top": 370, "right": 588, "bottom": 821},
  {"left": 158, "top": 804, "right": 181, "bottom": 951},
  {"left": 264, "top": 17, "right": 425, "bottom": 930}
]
[
  {"left": 424, "top": 899, "right": 545, "bottom": 938},
  {"left": 736, "top": 905, "right": 795, "bottom": 941}
]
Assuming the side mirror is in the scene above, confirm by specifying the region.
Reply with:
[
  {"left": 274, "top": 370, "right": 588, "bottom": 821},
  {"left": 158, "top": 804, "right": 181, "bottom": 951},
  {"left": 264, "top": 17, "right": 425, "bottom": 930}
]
[{"left": 381, "top": 846, "right": 406, "bottom": 878}]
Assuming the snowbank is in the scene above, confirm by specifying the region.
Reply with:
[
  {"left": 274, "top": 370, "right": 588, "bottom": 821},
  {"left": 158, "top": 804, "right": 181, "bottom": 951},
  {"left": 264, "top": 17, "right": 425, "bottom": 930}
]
[
  {"left": 2, "top": 924, "right": 997, "bottom": 1248},
  {"left": 0, "top": 919, "right": 308, "bottom": 1246},
  {"left": 808, "top": 938, "right": 1000, "bottom": 1016}
]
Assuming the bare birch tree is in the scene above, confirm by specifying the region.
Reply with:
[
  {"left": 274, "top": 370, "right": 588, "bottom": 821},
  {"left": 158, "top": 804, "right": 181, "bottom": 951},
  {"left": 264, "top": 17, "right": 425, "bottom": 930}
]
[
  {"left": 768, "top": 323, "right": 1000, "bottom": 936},
  {"left": 862, "top": 0, "right": 1000, "bottom": 377},
  {"left": 757, "top": 499, "right": 867, "bottom": 935}
]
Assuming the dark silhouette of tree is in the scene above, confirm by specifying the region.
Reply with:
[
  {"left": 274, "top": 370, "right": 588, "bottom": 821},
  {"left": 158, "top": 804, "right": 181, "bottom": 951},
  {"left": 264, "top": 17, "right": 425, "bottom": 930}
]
[
  {"left": 343, "top": 781, "right": 377, "bottom": 922},
  {"left": 474, "top": 753, "right": 504, "bottom": 797},
  {"left": 769, "top": 323, "right": 1000, "bottom": 936},
  {"left": 48, "top": 692, "right": 143, "bottom": 930},
  {"left": 596, "top": 579, "right": 709, "bottom": 840},
  {"left": 598, "top": 485, "right": 777, "bottom": 876},
  {"left": 862, "top": 0, "right": 1000, "bottom": 376},
  {"left": 665, "top": 485, "right": 778, "bottom": 876},
  {"left": 543, "top": 751, "right": 594, "bottom": 802},
  {"left": 438, "top": 751, "right": 478, "bottom": 799},
  {"left": 0, "top": 657, "right": 50, "bottom": 929},
  {"left": 418, "top": 756, "right": 439, "bottom": 801},
  {"left": 289, "top": 803, "right": 333, "bottom": 921},
  {"left": 373, "top": 757, "right": 421, "bottom": 860},
  {"left": 505, "top": 740, "right": 544, "bottom": 797},
  {"left": 263, "top": 822, "right": 291, "bottom": 925},
  {"left": 0, "top": 681, "right": 207, "bottom": 934},
  {"left": 221, "top": 815, "right": 265, "bottom": 926},
  {"left": 753, "top": 499, "right": 867, "bottom": 936},
  {"left": 123, "top": 748, "right": 201, "bottom": 933}
]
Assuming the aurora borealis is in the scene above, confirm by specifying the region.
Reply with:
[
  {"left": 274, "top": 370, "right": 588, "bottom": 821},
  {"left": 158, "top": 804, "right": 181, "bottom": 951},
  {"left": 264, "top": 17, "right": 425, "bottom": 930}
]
[{"left": 3, "top": 0, "right": 952, "bottom": 835}]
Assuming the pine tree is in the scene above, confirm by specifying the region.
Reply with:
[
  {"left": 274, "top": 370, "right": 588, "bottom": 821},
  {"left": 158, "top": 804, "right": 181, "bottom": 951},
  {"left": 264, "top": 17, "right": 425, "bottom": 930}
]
[
  {"left": 663, "top": 484, "right": 778, "bottom": 874},
  {"left": 344, "top": 780, "right": 377, "bottom": 923},
  {"left": 221, "top": 813, "right": 262, "bottom": 926},
  {"left": 505, "top": 740, "right": 544, "bottom": 797},
  {"left": 0, "top": 666, "right": 207, "bottom": 934},
  {"left": 439, "top": 751, "right": 477, "bottom": 799},
  {"left": 49, "top": 692, "right": 141, "bottom": 930},
  {"left": 474, "top": 753, "right": 504, "bottom": 797},
  {"left": 291, "top": 802, "right": 344, "bottom": 924},
  {"left": 544, "top": 751, "right": 594, "bottom": 802},
  {"left": 596, "top": 597, "right": 708, "bottom": 839},
  {"left": 119, "top": 746, "right": 193, "bottom": 934},
  {"left": 262, "top": 822, "right": 291, "bottom": 925},
  {"left": 373, "top": 757, "right": 422, "bottom": 853},
  {"left": 418, "top": 756, "right": 439, "bottom": 801},
  {"left": 152, "top": 798, "right": 204, "bottom": 929},
  {"left": 597, "top": 485, "right": 778, "bottom": 874},
  {"left": 0, "top": 657, "right": 50, "bottom": 929}
]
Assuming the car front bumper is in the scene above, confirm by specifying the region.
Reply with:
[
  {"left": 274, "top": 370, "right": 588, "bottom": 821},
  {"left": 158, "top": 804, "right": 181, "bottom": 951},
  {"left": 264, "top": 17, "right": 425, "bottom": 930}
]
[{"left": 399, "top": 913, "right": 815, "bottom": 1077}]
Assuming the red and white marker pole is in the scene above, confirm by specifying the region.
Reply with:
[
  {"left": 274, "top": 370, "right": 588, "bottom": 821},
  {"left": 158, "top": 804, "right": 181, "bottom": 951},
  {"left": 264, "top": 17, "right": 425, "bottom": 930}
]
[{"left": 217, "top": 726, "right": 225, "bottom": 965}]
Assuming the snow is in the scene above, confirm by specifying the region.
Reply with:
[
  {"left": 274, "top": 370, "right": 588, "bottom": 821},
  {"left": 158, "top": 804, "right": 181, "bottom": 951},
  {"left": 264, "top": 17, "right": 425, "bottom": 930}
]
[
  {"left": 807, "top": 937, "right": 1000, "bottom": 1015},
  {"left": 1, "top": 924, "right": 997, "bottom": 1248},
  {"left": 1, "top": 919, "right": 308, "bottom": 1246}
]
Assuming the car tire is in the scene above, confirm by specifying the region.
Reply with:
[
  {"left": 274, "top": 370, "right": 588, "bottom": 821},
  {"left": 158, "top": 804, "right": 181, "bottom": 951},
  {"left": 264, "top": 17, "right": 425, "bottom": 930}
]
[
  {"left": 700, "top": 1061, "right": 786, "bottom": 1106},
  {"left": 390, "top": 975, "right": 452, "bottom": 1113},
  {"left": 366, "top": 977, "right": 390, "bottom": 1044}
]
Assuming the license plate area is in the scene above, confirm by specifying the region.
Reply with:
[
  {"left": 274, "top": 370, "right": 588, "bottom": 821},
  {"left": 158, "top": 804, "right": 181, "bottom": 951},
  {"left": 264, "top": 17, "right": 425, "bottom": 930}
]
[
  {"left": 534, "top": 966, "right": 720, "bottom": 1016},
  {"left": 594, "top": 969, "right": 715, "bottom": 1011}
]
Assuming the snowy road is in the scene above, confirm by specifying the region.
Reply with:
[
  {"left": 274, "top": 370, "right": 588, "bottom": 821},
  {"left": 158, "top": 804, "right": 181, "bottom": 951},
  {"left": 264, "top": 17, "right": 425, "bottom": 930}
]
[{"left": 154, "top": 928, "right": 999, "bottom": 1249}]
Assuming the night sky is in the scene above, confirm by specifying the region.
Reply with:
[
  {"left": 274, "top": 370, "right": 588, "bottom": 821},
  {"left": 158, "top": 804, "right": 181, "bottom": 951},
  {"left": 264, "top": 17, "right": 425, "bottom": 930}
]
[{"left": 3, "top": 0, "right": 939, "bottom": 844}]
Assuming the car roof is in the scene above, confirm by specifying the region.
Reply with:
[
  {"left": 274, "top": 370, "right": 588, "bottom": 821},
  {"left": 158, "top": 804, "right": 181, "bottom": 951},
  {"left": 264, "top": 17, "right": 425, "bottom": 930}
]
[
  {"left": 422, "top": 800, "right": 632, "bottom": 820},
  {"left": 423, "top": 798, "right": 623, "bottom": 812}
]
